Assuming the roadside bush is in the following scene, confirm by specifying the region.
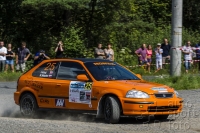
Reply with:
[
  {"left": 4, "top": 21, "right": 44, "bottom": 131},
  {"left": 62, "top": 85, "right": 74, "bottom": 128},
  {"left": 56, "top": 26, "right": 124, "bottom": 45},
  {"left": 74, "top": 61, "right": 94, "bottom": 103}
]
[{"left": 0, "top": 72, "right": 22, "bottom": 81}]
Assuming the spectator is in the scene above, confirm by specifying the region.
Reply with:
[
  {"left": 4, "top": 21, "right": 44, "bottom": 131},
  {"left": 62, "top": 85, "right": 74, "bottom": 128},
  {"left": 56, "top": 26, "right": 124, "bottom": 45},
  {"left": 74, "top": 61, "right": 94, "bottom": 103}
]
[
  {"left": 104, "top": 43, "right": 114, "bottom": 61},
  {"left": 15, "top": 42, "right": 31, "bottom": 73},
  {"left": 33, "top": 50, "right": 50, "bottom": 66},
  {"left": 0, "top": 41, "right": 7, "bottom": 72},
  {"left": 195, "top": 42, "right": 200, "bottom": 71},
  {"left": 155, "top": 43, "right": 163, "bottom": 72},
  {"left": 135, "top": 44, "right": 150, "bottom": 70},
  {"left": 5, "top": 44, "right": 15, "bottom": 72},
  {"left": 146, "top": 45, "right": 152, "bottom": 73},
  {"left": 161, "top": 38, "right": 171, "bottom": 66},
  {"left": 55, "top": 41, "right": 64, "bottom": 58},
  {"left": 182, "top": 41, "right": 193, "bottom": 73},
  {"left": 94, "top": 43, "right": 105, "bottom": 59}
]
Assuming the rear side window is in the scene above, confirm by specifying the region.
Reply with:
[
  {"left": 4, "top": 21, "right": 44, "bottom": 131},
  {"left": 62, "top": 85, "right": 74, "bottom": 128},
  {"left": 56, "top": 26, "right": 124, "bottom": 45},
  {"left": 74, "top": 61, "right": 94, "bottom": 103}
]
[
  {"left": 57, "top": 62, "right": 86, "bottom": 80},
  {"left": 32, "top": 62, "right": 59, "bottom": 78}
]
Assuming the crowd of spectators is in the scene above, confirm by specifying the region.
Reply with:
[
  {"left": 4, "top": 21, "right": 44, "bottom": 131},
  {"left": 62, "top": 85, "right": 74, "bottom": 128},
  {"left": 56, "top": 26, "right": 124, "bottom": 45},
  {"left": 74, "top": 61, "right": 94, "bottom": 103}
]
[
  {"left": 0, "top": 38, "right": 200, "bottom": 73},
  {"left": 0, "top": 41, "right": 63, "bottom": 73},
  {"left": 135, "top": 38, "right": 200, "bottom": 73}
]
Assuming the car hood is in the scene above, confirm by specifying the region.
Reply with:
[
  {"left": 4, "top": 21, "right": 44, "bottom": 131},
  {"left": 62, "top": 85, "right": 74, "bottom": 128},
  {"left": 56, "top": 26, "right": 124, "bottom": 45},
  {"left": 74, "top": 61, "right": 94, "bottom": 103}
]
[{"left": 106, "top": 80, "right": 174, "bottom": 94}]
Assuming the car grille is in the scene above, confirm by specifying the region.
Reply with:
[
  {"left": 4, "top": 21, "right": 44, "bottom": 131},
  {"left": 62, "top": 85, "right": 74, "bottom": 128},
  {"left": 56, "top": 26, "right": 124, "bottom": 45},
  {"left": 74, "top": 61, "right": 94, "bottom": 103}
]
[
  {"left": 148, "top": 106, "right": 179, "bottom": 112},
  {"left": 154, "top": 93, "right": 173, "bottom": 98}
]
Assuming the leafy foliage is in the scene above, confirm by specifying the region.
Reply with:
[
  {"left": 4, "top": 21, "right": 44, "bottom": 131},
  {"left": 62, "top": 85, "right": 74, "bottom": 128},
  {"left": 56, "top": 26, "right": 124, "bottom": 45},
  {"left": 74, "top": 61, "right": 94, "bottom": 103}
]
[
  {"left": 1, "top": 0, "right": 200, "bottom": 68},
  {"left": 60, "top": 27, "right": 86, "bottom": 58}
]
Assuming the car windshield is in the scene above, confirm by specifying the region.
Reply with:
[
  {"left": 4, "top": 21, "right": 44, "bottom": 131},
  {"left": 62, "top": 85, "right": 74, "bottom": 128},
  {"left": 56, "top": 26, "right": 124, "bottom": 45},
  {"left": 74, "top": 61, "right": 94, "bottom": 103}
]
[{"left": 84, "top": 62, "right": 140, "bottom": 81}]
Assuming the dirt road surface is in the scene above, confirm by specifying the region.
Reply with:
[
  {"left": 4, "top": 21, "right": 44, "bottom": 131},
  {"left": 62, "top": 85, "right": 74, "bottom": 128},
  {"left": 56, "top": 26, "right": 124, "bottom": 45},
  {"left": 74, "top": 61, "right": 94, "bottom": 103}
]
[{"left": 0, "top": 82, "right": 200, "bottom": 133}]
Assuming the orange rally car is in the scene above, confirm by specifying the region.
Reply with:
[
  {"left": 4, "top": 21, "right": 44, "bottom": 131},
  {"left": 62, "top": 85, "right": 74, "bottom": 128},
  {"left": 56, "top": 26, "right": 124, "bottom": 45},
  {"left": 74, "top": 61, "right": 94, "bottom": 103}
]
[{"left": 14, "top": 58, "right": 183, "bottom": 123}]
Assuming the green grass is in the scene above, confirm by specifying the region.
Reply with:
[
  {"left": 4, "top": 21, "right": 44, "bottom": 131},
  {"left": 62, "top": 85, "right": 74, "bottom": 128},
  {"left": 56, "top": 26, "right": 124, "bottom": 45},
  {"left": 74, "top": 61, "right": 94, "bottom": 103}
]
[
  {"left": 0, "top": 72, "right": 22, "bottom": 81},
  {"left": 129, "top": 63, "right": 200, "bottom": 76},
  {"left": 149, "top": 74, "right": 200, "bottom": 90}
]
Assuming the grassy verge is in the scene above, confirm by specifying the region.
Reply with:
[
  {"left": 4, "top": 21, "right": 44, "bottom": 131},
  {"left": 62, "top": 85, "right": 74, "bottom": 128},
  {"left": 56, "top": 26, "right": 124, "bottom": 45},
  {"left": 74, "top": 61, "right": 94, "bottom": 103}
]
[
  {"left": 149, "top": 74, "right": 200, "bottom": 90},
  {"left": 0, "top": 72, "right": 22, "bottom": 81},
  {"left": 129, "top": 63, "right": 200, "bottom": 76}
]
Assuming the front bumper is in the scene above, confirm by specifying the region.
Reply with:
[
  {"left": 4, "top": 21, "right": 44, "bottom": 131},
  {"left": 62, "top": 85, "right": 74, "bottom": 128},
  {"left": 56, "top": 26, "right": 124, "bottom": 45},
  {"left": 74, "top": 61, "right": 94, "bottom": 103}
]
[
  {"left": 121, "top": 97, "right": 183, "bottom": 115},
  {"left": 14, "top": 92, "right": 20, "bottom": 105}
]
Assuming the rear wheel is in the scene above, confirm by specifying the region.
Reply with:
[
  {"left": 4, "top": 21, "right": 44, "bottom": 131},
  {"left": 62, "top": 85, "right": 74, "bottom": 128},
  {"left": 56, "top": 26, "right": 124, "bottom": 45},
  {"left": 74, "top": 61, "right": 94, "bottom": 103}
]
[
  {"left": 154, "top": 115, "right": 169, "bottom": 120},
  {"left": 20, "top": 93, "right": 38, "bottom": 117},
  {"left": 104, "top": 96, "right": 120, "bottom": 124}
]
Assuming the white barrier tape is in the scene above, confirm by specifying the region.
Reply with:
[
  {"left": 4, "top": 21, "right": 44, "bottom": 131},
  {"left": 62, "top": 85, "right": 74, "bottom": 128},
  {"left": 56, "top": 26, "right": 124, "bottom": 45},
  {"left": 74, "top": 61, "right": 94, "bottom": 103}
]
[
  {"left": 126, "top": 60, "right": 200, "bottom": 68},
  {"left": 126, "top": 63, "right": 170, "bottom": 68},
  {"left": 183, "top": 60, "right": 200, "bottom": 62},
  {"left": 171, "top": 47, "right": 200, "bottom": 50}
]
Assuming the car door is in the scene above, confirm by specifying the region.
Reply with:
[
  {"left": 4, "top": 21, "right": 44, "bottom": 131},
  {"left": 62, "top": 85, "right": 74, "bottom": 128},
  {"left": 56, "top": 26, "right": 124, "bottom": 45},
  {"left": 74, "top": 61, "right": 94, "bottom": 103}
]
[
  {"left": 53, "top": 61, "right": 94, "bottom": 110},
  {"left": 31, "top": 61, "right": 60, "bottom": 108}
]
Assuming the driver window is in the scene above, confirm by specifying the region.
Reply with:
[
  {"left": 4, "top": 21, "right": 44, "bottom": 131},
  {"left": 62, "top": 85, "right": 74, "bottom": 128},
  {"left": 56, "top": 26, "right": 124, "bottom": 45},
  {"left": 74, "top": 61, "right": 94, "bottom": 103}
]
[
  {"left": 116, "top": 67, "right": 130, "bottom": 77},
  {"left": 103, "top": 66, "right": 134, "bottom": 79},
  {"left": 57, "top": 62, "right": 87, "bottom": 80}
]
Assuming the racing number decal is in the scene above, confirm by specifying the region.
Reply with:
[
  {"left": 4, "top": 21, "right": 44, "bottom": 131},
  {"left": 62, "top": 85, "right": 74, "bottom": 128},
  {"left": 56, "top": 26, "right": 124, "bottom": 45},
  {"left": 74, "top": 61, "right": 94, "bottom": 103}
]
[{"left": 44, "top": 63, "right": 56, "bottom": 71}]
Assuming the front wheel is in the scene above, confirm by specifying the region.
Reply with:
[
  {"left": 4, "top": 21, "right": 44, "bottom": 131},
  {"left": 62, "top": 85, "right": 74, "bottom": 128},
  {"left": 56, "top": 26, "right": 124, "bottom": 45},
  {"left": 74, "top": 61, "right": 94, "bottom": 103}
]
[
  {"left": 104, "top": 96, "right": 120, "bottom": 124},
  {"left": 154, "top": 115, "right": 169, "bottom": 120},
  {"left": 20, "top": 93, "right": 38, "bottom": 117}
]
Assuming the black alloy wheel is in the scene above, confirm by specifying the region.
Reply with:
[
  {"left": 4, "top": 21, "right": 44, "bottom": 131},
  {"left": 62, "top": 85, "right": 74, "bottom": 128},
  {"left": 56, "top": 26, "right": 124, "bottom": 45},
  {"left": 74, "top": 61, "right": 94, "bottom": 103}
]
[
  {"left": 104, "top": 96, "right": 120, "bottom": 124},
  {"left": 20, "top": 93, "right": 38, "bottom": 117}
]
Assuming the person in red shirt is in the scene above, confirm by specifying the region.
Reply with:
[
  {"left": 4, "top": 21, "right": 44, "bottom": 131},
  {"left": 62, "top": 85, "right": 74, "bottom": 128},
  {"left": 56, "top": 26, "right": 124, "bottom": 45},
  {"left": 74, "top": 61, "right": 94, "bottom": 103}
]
[
  {"left": 135, "top": 44, "right": 147, "bottom": 65},
  {"left": 135, "top": 44, "right": 150, "bottom": 73},
  {"left": 146, "top": 45, "right": 152, "bottom": 73}
]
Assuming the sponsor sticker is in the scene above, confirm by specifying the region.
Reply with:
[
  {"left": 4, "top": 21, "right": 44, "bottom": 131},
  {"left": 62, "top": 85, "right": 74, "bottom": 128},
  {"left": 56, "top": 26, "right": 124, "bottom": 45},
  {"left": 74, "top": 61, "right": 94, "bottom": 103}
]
[
  {"left": 39, "top": 74, "right": 48, "bottom": 77},
  {"left": 69, "top": 81, "right": 93, "bottom": 104},
  {"left": 40, "top": 98, "right": 49, "bottom": 104},
  {"left": 55, "top": 99, "right": 65, "bottom": 107},
  {"left": 49, "top": 71, "right": 54, "bottom": 74},
  {"left": 93, "top": 62, "right": 116, "bottom": 66},
  {"left": 40, "top": 71, "right": 47, "bottom": 74},
  {"left": 151, "top": 87, "right": 168, "bottom": 92}
]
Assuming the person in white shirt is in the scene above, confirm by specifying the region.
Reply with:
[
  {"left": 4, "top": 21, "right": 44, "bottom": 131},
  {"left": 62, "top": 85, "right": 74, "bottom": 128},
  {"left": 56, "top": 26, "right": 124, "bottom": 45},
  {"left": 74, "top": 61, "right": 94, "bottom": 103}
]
[
  {"left": 0, "top": 41, "right": 7, "bottom": 72},
  {"left": 155, "top": 43, "right": 163, "bottom": 73},
  {"left": 104, "top": 43, "right": 114, "bottom": 61},
  {"left": 182, "top": 41, "right": 193, "bottom": 73}
]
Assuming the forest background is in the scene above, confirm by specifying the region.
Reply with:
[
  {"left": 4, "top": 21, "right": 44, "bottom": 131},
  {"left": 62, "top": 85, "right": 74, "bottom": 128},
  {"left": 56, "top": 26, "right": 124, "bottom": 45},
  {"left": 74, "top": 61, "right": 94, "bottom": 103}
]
[{"left": 1, "top": 0, "right": 200, "bottom": 68}]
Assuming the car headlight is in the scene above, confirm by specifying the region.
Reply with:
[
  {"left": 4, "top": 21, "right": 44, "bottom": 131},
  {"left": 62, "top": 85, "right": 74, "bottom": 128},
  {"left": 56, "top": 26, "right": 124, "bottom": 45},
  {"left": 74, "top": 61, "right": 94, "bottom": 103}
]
[
  {"left": 175, "top": 91, "right": 180, "bottom": 97},
  {"left": 126, "top": 90, "right": 149, "bottom": 98}
]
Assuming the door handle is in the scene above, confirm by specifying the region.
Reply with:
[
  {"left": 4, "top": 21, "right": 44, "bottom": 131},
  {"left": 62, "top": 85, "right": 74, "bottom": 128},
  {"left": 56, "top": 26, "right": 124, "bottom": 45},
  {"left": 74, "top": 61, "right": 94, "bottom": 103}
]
[{"left": 56, "top": 84, "right": 61, "bottom": 86}]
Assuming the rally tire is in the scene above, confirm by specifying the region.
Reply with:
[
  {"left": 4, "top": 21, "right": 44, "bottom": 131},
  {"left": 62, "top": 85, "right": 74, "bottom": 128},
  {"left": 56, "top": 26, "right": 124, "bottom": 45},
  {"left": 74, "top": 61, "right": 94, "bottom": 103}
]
[
  {"left": 104, "top": 96, "right": 120, "bottom": 124},
  {"left": 154, "top": 115, "right": 169, "bottom": 120},
  {"left": 20, "top": 93, "right": 38, "bottom": 117}
]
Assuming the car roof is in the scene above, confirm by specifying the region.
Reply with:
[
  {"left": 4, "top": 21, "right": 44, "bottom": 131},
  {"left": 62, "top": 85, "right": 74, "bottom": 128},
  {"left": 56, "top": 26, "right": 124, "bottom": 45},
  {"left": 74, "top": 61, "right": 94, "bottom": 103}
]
[{"left": 47, "top": 58, "right": 113, "bottom": 63}]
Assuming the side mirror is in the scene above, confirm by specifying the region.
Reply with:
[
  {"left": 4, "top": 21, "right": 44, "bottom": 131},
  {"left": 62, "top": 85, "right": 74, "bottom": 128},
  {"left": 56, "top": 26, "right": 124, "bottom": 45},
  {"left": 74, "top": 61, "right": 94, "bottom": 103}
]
[
  {"left": 77, "top": 74, "right": 89, "bottom": 81},
  {"left": 136, "top": 74, "right": 142, "bottom": 79}
]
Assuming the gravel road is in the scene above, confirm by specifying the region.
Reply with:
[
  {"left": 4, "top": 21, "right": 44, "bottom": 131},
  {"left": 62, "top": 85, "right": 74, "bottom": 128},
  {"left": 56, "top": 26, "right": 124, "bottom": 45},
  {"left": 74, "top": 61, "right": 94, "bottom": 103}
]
[{"left": 1, "top": 82, "right": 200, "bottom": 133}]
